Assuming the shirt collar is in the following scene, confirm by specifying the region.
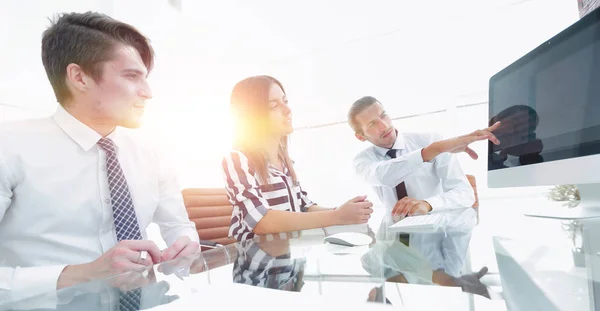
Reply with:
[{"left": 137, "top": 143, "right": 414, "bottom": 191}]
[
  {"left": 374, "top": 131, "right": 406, "bottom": 157},
  {"left": 268, "top": 158, "right": 291, "bottom": 177},
  {"left": 52, "top": 105, "right": 124, "bottom": 152}
]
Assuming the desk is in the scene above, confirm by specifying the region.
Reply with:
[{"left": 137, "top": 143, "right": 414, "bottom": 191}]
[
  {"left": 0, "top": 226, "right": 494, "bottom": 311},
  {"left": 489, "top": 211, "right": 600, "bottom": 311},
  {"left": 494, "top": 237, "right": 590, "bottom": 311}
]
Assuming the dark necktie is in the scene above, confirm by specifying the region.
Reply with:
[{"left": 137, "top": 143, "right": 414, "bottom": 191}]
[
  {"left": 97, "top": 137, "right": 143, "bottom": 241},
  {"left": 97, "top": 138, "right": 142, "bottom": 311},
  {"left": 386, "top": 149, "right": 410, "bottom": 246},
  {"left": 386, "top": 149, "right": 408, "bottom": 200}
]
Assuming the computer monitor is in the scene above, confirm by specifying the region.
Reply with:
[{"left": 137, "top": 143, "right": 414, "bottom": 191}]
[
  {"left": 488, "top": 8, "right": 600, "bottom": 310},
  {"left": 487, "top": 7, "right": 600, "bottom": 218}
]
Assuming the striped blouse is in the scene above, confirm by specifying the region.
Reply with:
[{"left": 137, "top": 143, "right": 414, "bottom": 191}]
[
  {"left": 221, "top": 150, "right": 315, "bottom": 241},
  {"left": 233, "top": 238, "right": 305, "bottom": 291}
]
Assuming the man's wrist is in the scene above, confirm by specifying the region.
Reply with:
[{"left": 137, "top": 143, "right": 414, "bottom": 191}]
[
  {"left": 57, "top": 263, "right": 92, "bottom": 289},
  {"left": 432, "top": 270, "right": 457, "bottom": 286},
  {"left": 424, "top": 201, "right": 433, "bottom": 212},
  {"left": 422, "top": 143, "right": 441, "bottom": 162}
]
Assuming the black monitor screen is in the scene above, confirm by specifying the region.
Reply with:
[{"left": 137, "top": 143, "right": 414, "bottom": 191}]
[{"left": 488, "top": 9, "right": 600, "bottom": 171}]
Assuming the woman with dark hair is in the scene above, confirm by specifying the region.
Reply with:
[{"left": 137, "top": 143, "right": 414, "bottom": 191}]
[{"left": 222, "top": 75, "right": 373, "bottom": 241}]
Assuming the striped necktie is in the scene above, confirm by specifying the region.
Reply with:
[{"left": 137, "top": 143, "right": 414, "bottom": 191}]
[
  {"left": 97, "top": 137, "right": 142, "bottom": 311},
  {"left": 97, "top": 137, "right": 143, "bottom": 241}
]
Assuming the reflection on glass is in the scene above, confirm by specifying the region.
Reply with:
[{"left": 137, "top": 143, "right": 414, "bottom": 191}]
[
  {"left": 489, "top": 105, "right": 544, "bottom": 169},
  {"left": 1, "top": 267, "right": 176, "bottom": 311},
  {"left": 1, "top": 228, "right": 494, "bottom": 310},
  {"left": 232, "top": 238, "right": 305, "bottom": 292},
  {"left": 361, "top": 240, "right": 490, "bottom": 298}
]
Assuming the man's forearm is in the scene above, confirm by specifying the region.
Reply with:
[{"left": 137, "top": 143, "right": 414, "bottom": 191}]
[
  {"left": 432, "top": 269, "right": 459, "bottom": 286},
  {"left": 57, "top": 263, "right": 92, "bottom": 289},
  {"left": 355, "top": 149, "right": 428, "bottom": 188},
  {"left": 421, "top": 142, "right": 442, "bottom": 162}
]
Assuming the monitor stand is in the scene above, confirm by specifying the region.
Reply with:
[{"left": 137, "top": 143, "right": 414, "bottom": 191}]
[
  {"left": 524, "top": 183, "right": 600, "bottom": 311},
  {"left": 523, "top": 183, "right": 600, "bottom": 220}
]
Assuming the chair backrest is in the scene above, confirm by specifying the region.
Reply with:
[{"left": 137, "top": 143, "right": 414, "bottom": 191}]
[
  {"left": 466, "top": 174, "right": 480, "bottom": 224},
  {"left": 182, "top": 188, "right": 237, "bottom": 246}
]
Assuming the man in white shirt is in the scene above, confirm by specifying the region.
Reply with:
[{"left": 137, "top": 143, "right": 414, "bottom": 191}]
[
  {"left": 349, "top": 96, "right": 500, "bottom": 276},
  {"left": 0, "top": 12, "right": 199, "bottom": 300}
]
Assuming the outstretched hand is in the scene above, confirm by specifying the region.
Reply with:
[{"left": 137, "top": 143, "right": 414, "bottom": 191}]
[{"left": 436, "top": 121, "right": 501, "bottom": 160}]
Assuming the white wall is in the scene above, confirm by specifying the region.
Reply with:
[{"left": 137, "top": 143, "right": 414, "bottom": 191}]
[
  {"left": 145, "top": 0, "right": 579, "bottom": 190},
  {"left": 0, "top": 0, "right": 116, "bottom": 121},
  {"left": 0, "top": 0, "right": 192, "bottom": 123},
  {"left": 0, "top": 0, "right": 577, "bottom": 194}
]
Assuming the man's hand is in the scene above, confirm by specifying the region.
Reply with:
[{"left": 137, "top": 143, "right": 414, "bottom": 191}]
[
  {"left": 422, "top": 122, "right": 501, "bottom": 161},
  {"left": 138, "top": 280, "right": 180, "bottom": 309},
  {"left": 156, "top": 236, "right": 200, "bottom": 279},
  {"left": 432, "top": 266, "right": 490, "bottom": 298},
  {"left": 111, "top": 266, "right": 157, "bottom": 292},
  {"left": 161, "top": 236, "right": 200, "bottom": 262},
  {"left": 455, "top": 266, "right": 490, "bottom": 298},
  {"left": 58, "top": 240, "right": 162, "bottom": 289},
  {"left": 392, "top": 197, "right": 432, "bottom": 218},
  {"left": 335, "top": 195, "right": 374, "bottom": 225}
]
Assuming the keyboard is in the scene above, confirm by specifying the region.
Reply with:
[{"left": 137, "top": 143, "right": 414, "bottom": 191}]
[{"left": 388, "top": 213, "right": 444, "bottom": 233}]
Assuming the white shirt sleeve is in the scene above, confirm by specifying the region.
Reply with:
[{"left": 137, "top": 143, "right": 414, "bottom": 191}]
[
  {"left": 353, "top": 148, "right": 429, "bottom": 188},
  {"left": 0, "top": 152, "right": 67, "bottom": 300},
  {"left": 152, "top": 150, "right": 199, "bottom": 246},
  {"left": 0, "top": 265, "right": 68, "bottom": 302},
  {"left": 423, "top": 152, "right": 476, "bottom": 212}
]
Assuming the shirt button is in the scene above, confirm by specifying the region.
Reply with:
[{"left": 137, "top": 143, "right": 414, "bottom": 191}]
[{"left": 104, "top": 198, "right": 110, "bottom": 204}]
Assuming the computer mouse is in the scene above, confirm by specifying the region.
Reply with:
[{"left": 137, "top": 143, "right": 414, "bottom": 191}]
[{"left": 324, "top": 232, "right": 373, "bottom": 247}]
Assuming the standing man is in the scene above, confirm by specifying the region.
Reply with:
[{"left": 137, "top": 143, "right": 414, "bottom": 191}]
[
  {"left": 0, "top": 12, "right": 199, "bottom": 299},
  {"left": 349, "top": 96, "right": 499, "bottom": 276}
]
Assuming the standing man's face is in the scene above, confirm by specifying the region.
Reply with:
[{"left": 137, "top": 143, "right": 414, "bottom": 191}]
[
  {"left": 83, "top": 45, "right": 153, "bottom": 128},
  {"left": 354, "top": 103, "right": 397, "bottom": 149}
]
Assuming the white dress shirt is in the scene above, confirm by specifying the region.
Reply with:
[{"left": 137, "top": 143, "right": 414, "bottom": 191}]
[
  {"left": 353, "top": 132, "right": 477, "bottom": 276},
  {"left": 0, "top": 105, "right": 198, "bottom": 301},
  {"left": 354, "top": 132, "right": 476, "bottom": 213}
]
